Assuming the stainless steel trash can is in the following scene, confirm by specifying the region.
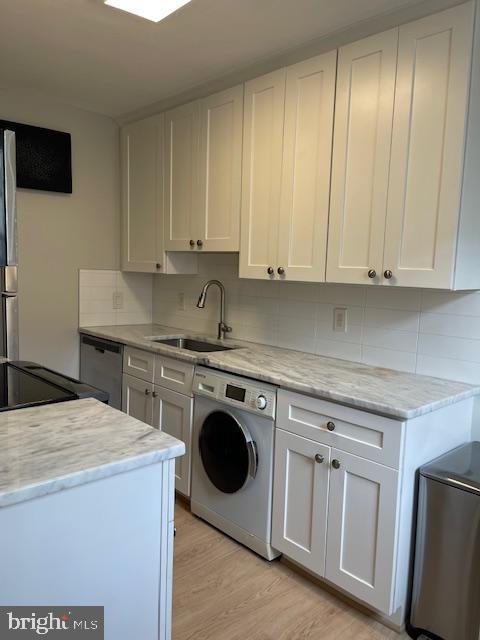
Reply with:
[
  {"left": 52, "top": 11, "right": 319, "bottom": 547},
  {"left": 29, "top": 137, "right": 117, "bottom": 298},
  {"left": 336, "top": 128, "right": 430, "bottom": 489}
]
[{"left": 409, "top": 441, "right": 480, "bottom": 640}]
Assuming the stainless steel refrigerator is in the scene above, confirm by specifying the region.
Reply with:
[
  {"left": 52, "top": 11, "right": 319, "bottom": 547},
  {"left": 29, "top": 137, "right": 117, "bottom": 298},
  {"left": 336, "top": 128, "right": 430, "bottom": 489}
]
[{"left": 0, "top": 129, "right": 19, "bottom": 360}]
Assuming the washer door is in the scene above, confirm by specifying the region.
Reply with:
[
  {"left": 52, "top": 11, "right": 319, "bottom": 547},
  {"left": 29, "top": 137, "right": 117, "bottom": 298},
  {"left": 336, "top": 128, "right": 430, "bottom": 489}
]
[{"left": 199, "top": 410, "right": 258, "bottom": 494}]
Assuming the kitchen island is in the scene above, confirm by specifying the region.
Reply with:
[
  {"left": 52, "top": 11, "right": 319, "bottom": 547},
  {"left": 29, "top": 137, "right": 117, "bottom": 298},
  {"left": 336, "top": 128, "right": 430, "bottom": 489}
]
[{"left": 0, "top": 398, "right": 185, "bottom": 640}]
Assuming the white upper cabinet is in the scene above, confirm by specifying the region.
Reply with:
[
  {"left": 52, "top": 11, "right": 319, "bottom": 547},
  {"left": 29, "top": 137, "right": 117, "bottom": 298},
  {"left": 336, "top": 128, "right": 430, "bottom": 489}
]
[
  {"left": 121, "top": 115, "right": 164, "bottom": 273},
  {"left": 383, "top": 2, "right": 475, "bottom": 289},
  {"left": 240, "top": 69, "right": 286, "bottom": 279},
  {"left": 326, "top": 30, "right": 398, "bottom": 286},
  {"left": 165, "top": 101, "right": 199, "bottom": 252},
  {"left": 197, "top": 85, "right": 243, "bottom": 251},
  {"left": 277, "top": 52, "right": 337, "bottom": 282},
  {"left": 240, "top": 53, "right": 337, "bottom": 281},
  {"left": 165, "top": 85, "right": 243, "bottom": 252}
]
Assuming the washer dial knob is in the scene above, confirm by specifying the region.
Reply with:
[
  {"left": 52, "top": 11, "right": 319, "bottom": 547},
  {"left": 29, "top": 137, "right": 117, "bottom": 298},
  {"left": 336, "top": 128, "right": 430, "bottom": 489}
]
[{"left": 256, "top": 395, "right": 267, "bottom": 410}]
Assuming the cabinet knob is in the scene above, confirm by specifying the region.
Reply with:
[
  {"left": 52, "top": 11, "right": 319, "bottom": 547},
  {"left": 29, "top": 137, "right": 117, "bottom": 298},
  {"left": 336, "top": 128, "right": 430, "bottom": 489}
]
[
  {"left": 152, "top": 391, "right": 157, "bottom": 398},
  {"left": 145, "top": 389, "right": 150, "bottom": 396},
  {"left": 267, "top": 267, "right": 274, "bottom": 275},
  {"left": 156, "top": 263, "right": 162, "bottom": 270},
  {"left": 315, "top": 453, "right": 324, "bottom": 464},
  {"left": 189, "top": 240, "right": 195, "bottom": 247},
  {"left": 277, "top": 267, "right": 285, "bottom": 276},
  {"left": 327, "top": 421, "right": 336, "bottom": 432},
  {"left": 197, "top": 239, "right": 203, "bottom": 248},
  {"left": 332, "top": 459, "right": 341, "bottom": 470},
  {"left": 368, "top": 269, "right": 376, "bottom": 279},
  {"left": 384, "top": 269, "right": 393, "bottom": 280}
]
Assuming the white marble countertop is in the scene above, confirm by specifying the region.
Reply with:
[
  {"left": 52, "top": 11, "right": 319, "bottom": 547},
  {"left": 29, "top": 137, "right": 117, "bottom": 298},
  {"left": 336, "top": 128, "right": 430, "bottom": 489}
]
[
  {"left": 79, "top": 324, "right": 480, "bottom": 420},
  {"left": 0, "top": 398, "right": 185, "bottom": 508}
]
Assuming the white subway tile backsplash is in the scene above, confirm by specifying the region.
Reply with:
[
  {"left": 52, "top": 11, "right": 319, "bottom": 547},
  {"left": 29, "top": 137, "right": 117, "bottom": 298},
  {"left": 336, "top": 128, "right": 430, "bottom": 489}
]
[
  {"left": 148, "top": 255, "right": 480, "bottom": 385},
  {"left": 361, "top": 346, "right": 417, "bottom": 373},
  {"left": 79, "top": 269, "right": 153, "bottom": 327}
]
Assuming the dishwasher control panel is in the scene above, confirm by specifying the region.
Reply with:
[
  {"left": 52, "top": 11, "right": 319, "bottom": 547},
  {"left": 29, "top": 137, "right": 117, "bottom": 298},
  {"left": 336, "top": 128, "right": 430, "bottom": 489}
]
[{"left": 193, "top": 367, "right": 276, "bottom": 419}]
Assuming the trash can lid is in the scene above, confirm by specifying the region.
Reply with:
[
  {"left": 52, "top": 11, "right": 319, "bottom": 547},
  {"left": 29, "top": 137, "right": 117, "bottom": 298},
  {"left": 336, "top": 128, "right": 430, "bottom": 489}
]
[{"left": 420, "top": 441, "right": 480, "bottom": 496}]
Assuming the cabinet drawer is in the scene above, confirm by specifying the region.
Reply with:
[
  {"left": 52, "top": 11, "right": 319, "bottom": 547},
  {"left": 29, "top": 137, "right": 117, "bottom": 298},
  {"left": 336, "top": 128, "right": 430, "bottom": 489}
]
[
  {"left": 277, "top": 390, "right": 403, "bottom": 468},
  {"left": 123, "top": 347, "right": 155, "bottom": 383},
  {"left": 154, "top": 355, "right": 195, "bottom": 396}
]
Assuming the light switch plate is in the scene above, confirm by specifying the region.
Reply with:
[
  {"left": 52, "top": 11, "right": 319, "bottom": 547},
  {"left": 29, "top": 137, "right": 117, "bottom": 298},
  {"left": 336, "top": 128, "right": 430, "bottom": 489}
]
[
  {"left": 333, "top": 307, "right": 347, "bottom": 332},
  {"left": 112, "top": 291, "right": 124, "bottom": 310}
]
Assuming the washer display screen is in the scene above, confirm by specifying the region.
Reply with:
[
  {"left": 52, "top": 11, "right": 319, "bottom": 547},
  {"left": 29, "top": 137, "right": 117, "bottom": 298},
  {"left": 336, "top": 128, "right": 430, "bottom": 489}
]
[{"left": 225, "top": 384, "right": 245, "bottom": 402}]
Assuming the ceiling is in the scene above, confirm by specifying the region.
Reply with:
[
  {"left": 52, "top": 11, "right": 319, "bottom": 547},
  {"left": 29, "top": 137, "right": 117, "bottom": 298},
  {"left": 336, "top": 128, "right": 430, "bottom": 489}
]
[{"left": 0, "top": 0, "right": 451, "bottom": 119}]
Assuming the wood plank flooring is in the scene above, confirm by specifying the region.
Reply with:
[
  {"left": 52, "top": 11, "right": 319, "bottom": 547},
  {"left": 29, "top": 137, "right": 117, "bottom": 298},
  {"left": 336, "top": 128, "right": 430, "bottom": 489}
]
[{"left": 173, "top": 500, "right": 407, "bottom": 640}]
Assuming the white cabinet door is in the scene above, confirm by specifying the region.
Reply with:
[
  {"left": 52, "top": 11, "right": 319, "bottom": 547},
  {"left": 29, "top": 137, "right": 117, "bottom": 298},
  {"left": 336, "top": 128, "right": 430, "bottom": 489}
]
[
  {"left": 325, "top": 449, "right": 399, "bottom": 615},
  {"left": 277, "top": 52, "right": 336, "bottom": 282},
  {"left": 122, "top": 374, "right": 153, "bottom": 426},
  {"left": 121, "top": 115, "right": 163, "bottom": 273},
  {"left": 327, "top": 30, "right": 398, "bottom": 285},
  {"left": 165, "top": 101, "right": 199, "bottom": 251},
  {"left": 383, "top": 3, "right": 474, "bottom": 289},
  {"left": 272, "top": 429, "right": 330, "bottom": 576},
  {"left": 152, "top": 386, "right": 192, "bottom": 496},
  {"left": 239, "top": 69, "right": 286, "bottom": 279},
  {"left": 197, "top": 85, "right": 243, "bottom": 252}
]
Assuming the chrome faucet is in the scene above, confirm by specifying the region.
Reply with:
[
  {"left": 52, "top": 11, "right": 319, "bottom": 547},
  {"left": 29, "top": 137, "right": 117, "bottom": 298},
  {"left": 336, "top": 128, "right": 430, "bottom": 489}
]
[{"left": 196, "top": 280, "right": 232, "bottom": 340}]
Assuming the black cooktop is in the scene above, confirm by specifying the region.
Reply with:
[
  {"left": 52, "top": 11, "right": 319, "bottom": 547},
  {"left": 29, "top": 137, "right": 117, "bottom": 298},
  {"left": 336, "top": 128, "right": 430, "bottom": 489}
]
[{"left": 0, "top": 361, "right": 108, "bottom": 412}]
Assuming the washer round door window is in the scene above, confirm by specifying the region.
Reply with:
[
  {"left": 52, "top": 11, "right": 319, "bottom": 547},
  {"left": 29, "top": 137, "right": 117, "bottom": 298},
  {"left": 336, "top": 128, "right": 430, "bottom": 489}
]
[{"left": 199, "top": 411, "right": 258, "bottom": 494}]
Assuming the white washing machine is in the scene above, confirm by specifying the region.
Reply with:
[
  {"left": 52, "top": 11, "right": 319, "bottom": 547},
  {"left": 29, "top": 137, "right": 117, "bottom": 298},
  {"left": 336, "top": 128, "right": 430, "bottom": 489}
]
[{"left": 191, "top": 366, "right": 280, "bottom": 560}]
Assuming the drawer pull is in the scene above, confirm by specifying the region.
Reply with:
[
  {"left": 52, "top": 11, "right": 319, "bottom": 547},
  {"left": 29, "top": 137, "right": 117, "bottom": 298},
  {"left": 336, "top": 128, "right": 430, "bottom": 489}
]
[
  {"left": 152, "top": 391, "right": 157, "bottom": 398},
  {"left": 327, "top": 421, "right": 336, "bottom": 432},
  {"left": 315, "top": 454, "right": 324, "bottom": 464},
  {"left": 145, "top": 389, "right": 150, "bottom": 396},
  {"left": 332, "top": 459, "right": 341, "bottom": 470}
]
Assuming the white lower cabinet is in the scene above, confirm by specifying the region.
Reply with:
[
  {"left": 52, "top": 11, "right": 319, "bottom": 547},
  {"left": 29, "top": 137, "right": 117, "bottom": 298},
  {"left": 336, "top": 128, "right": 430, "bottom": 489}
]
[
  {"left": 152, "top": 385, "right": 193, "bottom": 497},
  {"left": 272, "top": 429, "right": 330, "bottom": 576},
  {"left": 122, "top": 374, "right": 154, "bottom": 425},
  {"left": 325, "top": 449, "right": 399, "bottom": 614}
]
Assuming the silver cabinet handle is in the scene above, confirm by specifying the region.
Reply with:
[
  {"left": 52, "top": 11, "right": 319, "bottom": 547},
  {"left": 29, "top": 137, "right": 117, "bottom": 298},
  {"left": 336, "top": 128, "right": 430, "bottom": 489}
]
[
  {"left": 327, "top": 421, "right": 335, "bottom": 432},
  {"left": 277, "top": 267, "right": 285, "bottom": 275},
  {"left": 197, "top": 240, "right": 203, "bottom": 248},
  {"left": 145, "top": 389, "right": 150, "bottom": 396},
  {"left": 315, "top": 454, "right": 324, "bottom": 464},
  {"left": 189, "top": 240, "right": 195, "bottom": 247},
  {"left": 332, "top": 459, "right": 341, "bottom": 470},
  {"left": 267, "top": 267, "right": 274, "bottom": 275},
  {"left": 156, "top": 263, "right": 162, "bottom": 270},
  {"left": 384, "top": 270, "right": 393, "bottom": 279},
  {"left": 152, "top": 391, "right": 157, "bottom": 398},
  {"left": 368, "top": 269, "right": 376, "bottom": 278}
]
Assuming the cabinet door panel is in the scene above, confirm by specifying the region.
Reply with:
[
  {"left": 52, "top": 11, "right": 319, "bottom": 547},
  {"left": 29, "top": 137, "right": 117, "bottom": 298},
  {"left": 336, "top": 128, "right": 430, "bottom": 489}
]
[
  {"left": 272, "top": 429, "right": 330, "bottom": 575},
  {"left": 153, "top": 386, "right": 192, "bottom": 497},
  {"left": 240, "top": 69, "right": 286, "bottom": 279},
  {"left": 197, "top": 85, "right": 243, "bottom": 251},
  {"left": 122, "top": 374, "right": 153, "bottom": 426},
  {"left": 278, "top": 52, "right": 336, "bottom": 282},
  {"left": 165, "top": 101, "right": 199, "bottom": 251},
  {"left": 383, "top": 3, "right": 474, "bottom": 288},
  {"left": 326, "top": 449, "right": 399, "bottom": 614},
  {"left": 327, "top": 30, "right": 398, "bottom": 285},
  {"left": 121, "top": 116, "right": 163, "bottom": 272}
]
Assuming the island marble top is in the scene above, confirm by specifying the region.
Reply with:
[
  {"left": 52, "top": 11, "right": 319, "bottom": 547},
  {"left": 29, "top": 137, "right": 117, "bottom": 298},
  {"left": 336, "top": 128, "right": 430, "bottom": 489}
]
[
  {"left": 0, "top": 398, "right": 185, "bottom": 508},
  {"left": 79, "top": 324, "right": 480, "bottom": 420}
]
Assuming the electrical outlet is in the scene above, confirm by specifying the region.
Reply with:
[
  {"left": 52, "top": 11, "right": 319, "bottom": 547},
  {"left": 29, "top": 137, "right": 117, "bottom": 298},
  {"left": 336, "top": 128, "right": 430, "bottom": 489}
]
[
  {"left": 333, "top": 307, "right": 347, "bottom": 333},
  {"left": 112, "top": 291, "right": 124, "bottom": 310},
  {"left": 177, "top": 292, "right": 185, "bottom": 311}
]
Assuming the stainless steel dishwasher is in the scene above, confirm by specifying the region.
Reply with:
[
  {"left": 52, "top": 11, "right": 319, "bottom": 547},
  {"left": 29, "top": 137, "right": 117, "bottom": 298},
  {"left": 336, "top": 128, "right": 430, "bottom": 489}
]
[{"left": 80, "top": 334, "right": 123, "bottom": 410}]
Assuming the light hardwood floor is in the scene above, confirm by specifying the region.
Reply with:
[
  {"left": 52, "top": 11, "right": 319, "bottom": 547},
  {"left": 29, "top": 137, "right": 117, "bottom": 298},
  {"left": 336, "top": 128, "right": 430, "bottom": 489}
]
[{"left": 173, "top": 500, "right": 408, "bottom": 640}]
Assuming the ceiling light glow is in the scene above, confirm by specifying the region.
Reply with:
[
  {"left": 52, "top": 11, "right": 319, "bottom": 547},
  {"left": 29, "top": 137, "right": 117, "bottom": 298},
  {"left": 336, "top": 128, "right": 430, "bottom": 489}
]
[{"left": 104, "top": 0, "right": 192, "bottom": 23}]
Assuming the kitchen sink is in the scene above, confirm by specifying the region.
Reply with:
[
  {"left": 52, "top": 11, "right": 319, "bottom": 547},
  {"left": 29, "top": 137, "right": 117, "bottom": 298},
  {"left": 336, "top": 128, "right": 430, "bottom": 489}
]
[{"left": 148, "top": 337, "right": 236, "bottom": 352}]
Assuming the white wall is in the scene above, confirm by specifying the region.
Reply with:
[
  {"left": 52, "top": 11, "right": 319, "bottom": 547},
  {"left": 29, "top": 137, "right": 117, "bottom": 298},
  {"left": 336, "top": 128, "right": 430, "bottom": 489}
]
[
  {"left": 0, "top": 89, "right": 120, "bottom": 376},
  {"left": 153, "top": 254, "right": 480, "bottom": 390}
]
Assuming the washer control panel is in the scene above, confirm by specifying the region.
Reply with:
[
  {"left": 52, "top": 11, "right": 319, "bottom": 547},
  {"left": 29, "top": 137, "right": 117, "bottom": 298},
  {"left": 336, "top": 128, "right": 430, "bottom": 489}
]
[{"left": 193, "top": 367, "right": 276, "bottom": 419}]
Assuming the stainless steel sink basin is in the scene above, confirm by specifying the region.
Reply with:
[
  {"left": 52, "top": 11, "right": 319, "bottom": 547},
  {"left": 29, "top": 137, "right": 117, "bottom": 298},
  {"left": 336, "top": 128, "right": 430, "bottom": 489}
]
[{"left": 148, "top": 337, "right": 236, "bottom": 352}]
